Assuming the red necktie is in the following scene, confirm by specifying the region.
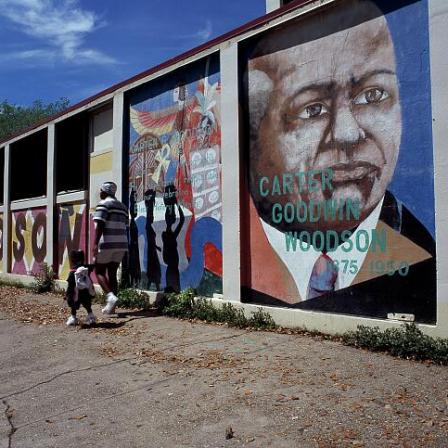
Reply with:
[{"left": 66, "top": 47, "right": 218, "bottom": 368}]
[{"left": 307, "top": 253, "right": 338, "bottom": 300}]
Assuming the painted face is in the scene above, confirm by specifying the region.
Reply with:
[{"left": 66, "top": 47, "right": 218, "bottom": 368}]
[{"left": 249, "top": 6, "right": 401, "bottom": 232}]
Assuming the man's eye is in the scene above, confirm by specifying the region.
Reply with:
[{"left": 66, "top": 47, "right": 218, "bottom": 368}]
[
  {"left": 353, "top": 88, "right": 389, "bottom": 105},
  {"left": 297, "top": 102, "right": 329, "bottom": 119}
]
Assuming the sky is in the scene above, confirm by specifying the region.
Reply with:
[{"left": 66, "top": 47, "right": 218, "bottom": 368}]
[{"left": 0, "top": 0, "right": 265, "bottom": 107}]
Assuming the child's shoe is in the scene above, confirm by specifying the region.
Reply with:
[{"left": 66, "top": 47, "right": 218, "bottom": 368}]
[
  {"left": 85, "top": 313, "right": 96, "bottom": 325},
  {"left": 102, "top": 293, "right": 118, "bottom": 314},
  {"left": 66, "top": 315, "right": 79, "bottom": 326}
]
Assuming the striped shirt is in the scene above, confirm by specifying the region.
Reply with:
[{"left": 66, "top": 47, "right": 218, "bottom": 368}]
[{"left": 93, "top": 196, "right": 129, "bottom": 252}]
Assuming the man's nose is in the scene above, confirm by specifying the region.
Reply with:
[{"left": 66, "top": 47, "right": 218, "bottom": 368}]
[{"left": 330, "top": 105, "right": 365, "bottom": 145}]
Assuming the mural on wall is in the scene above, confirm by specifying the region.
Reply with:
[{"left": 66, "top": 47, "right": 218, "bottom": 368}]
[
  {"left": 241, "top": 0, "right": 436, "bottom": 323},
  {"left": 57, "top": 203, "right": 87, "bottom": 280},
  {"left": 128, "top": 55, "right": 222, "bottom": 295},
  {"left": 11, "top": 207, "right": 47, "bottom": 275},
  {"left": 0, "top": 213, "right": 3, "bottom": 273}
]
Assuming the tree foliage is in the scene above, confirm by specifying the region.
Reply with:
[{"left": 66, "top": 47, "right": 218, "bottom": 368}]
[{"left": 0, "top": 98, "right": 70, "bottom": 142}]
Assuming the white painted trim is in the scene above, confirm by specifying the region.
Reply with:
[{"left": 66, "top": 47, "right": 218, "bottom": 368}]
[
  {"left": 56, "top": 190, "right": 88, "bottom": 204},
  {"left": 53, "top": 98, "right": 113, "bottom": 124},
  {"left": 90, "top": 147, "right": 113, "bottom": 157},
  {"left": 220, "top": 43, "right": 241, "bottom": 302},
  {"left": 1, "top": 99, "right": 113, "bottom": 148},
  {"left": 112, "top": 92, "right": 124, "bottom": 201},
  {"left": 10, "top": 197, "right": 47, "bottom": 211},
  {"left": 429, "top": 0, "right": 448, "bottom": 333},
  {"left": 3, "top": 145, "right": 10, "bottom": 273},
  {"left": 224, "top": 0, "right": 338, "bottom": 48},
  {"left": 2, "top": 124, "right": 49, "bottom": 148},
  {"left": 0, "top": 272, "right": 36, "bottom": 287}
]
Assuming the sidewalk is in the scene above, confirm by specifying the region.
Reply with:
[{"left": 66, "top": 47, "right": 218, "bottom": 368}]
[{"left": 1, "top": 287, "right": 448, "bottom": 448}]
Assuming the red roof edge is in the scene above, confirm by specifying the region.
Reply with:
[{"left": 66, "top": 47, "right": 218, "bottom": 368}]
[{"left": 0, "top": 0, "right": 313, "bottom": 146}]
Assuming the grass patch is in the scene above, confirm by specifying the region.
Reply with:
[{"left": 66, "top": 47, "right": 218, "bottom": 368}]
[
  {"left": 161, "top": 288, "right": 277, "bottom": 330},
  {"left": 342, "top": 323, "right": 448, "bottom": 365},
  {"left": 117, "top": 288, "right": 152, "bottom": 310},
  {"left": 0, "top": 279, "right": 34, "bottom": 290}
]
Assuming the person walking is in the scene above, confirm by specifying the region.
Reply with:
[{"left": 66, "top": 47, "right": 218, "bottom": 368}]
[{"left": 93, "top": 181, "right": 129, "bottom": 314}]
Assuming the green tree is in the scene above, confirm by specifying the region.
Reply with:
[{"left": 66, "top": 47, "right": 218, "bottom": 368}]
[{"left": 0, "top": 97, "right": 70, "bottom": 142}]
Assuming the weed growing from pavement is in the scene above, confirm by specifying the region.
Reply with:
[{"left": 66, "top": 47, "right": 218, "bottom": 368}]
[
  {"left": 162, "top": 288, "right": 277, "bottom": 330},
  {"left": 343, "top": 323, "right": 448, "bottom": 365},
  {"left": 31, "top": 263, "right": 56, "bottom": 293},
  {"left": 117, "top": 288, "right": 152, "bottom": 310}
]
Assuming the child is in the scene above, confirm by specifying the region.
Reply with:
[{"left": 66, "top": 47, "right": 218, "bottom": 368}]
[{"left": 65, "top": 250, "right": 96, "bottom": 326}]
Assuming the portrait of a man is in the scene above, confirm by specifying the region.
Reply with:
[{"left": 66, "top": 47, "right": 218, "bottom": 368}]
[{"left": 242, "top": 0, "right": 436, "bottom": 323}]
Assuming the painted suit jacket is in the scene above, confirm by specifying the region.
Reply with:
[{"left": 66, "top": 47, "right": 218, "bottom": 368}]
[{"left": 242, "top": 191, "right": 436, "bottom": 324}]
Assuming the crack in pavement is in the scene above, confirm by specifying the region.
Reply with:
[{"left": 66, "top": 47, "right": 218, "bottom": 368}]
[
  {"left": 1, "top": 327, "right": 251, "bottom": 402},
  {"left": 2, "top": 400, "right": 16, "bottom": 448},
  {"left": 14, "top": 375, "right": 174, "bottom": 431},
  {"left": 160, "top": 330, "right": 251, "bottom": 351},
  {"left": 0, "top": 357, "right": 135, "bottom": 401},
  {"left": 4, "top": 331, "right": 255, "bottom": 433}
]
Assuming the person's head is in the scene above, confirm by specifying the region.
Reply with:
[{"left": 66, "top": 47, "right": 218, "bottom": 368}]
[
  {"left": 100, "top": 181, "right": 117, "bottom": 200},
  {"left": 165, "top": 205, "right": 176, "bottom": 227},
  {"left": 247, "top": 0, "right": 401, "bottom": 233},
  {"left": 69, "top": 250, "right": 85, "bottom": 268}
]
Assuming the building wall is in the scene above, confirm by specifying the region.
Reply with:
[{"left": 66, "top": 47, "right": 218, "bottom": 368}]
[
  {"left": 11, "top": 207, "right": 47, "bottom": 275},
  {"left": 1, "top": 0, "right": 448, "bottom": 336}
]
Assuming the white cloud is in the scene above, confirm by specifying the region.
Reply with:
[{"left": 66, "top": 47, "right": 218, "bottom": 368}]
[
  {"left": 176, "top": 20, "right": 213, "bottom": 44},
  {"left": 196, "top": 20, "right": 212, "bottom": 41},
  {"left": 0, "top": 0, "right": 117, "bottom": 65}
]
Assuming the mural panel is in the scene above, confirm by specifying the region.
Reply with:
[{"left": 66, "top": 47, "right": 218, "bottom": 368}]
[
  {"left": 11, "top": 207, "right": 46, "bottom": 275},
  {"left": 128, "top": 55, "right": 222, "bottom": 295},
  {"left": 241, "top": 0, "right": 436, "bottom": 323},
  {"left": 57, "top": 203, "right": 87, "bottom": 280},
  {"left": 0, "top": 213, "right": 3, "bottom": 273}
]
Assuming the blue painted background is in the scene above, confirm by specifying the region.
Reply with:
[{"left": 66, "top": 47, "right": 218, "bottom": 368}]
[{"left": 380, "top": 0, "right": 435, "bottom": 237}]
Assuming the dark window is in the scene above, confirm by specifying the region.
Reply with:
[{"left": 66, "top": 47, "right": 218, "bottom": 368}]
[
  {"left": 55, "top": 113, "right": 89, "bottom": 194},
  {"left": 0, "top": 148, "right": 4, "bottom": 204},
  {"left": 10, "top": 130, "right": 47, "bottom": 201}
]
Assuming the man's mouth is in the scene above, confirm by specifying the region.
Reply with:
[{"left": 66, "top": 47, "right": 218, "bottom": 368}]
[{"left": 329, "top": 162, "right": 379, "bottom": 183}]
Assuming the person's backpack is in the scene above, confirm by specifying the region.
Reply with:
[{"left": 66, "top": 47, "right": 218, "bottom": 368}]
[{"left": 74, "top": 266, "right": 95, "bottom": 296}]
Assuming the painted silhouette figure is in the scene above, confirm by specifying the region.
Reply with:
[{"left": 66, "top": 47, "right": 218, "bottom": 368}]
[
  {"left": 144, "top": 188, "right": 162, "bottom": 290},
  {"left": 162, "top": 184, "right": 185, "bottom": 293},
  {"left": 128, "top": 188, "right": 141, "bottom": 286}
]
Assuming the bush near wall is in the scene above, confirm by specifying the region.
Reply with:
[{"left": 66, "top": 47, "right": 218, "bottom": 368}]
[
  {"left": 162, "top": 289, "right": 277, "bottom": 330},
  {"left": 117, "top": 288, "right": 152, "bottom": 310},
  {"left": 342, "top": 324, "right": 448, "bottom": 365}
]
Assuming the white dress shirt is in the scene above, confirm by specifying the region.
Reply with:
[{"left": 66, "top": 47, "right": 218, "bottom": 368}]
[{"left": 260, "top": 198, "right": 384, "bottom": 300}]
